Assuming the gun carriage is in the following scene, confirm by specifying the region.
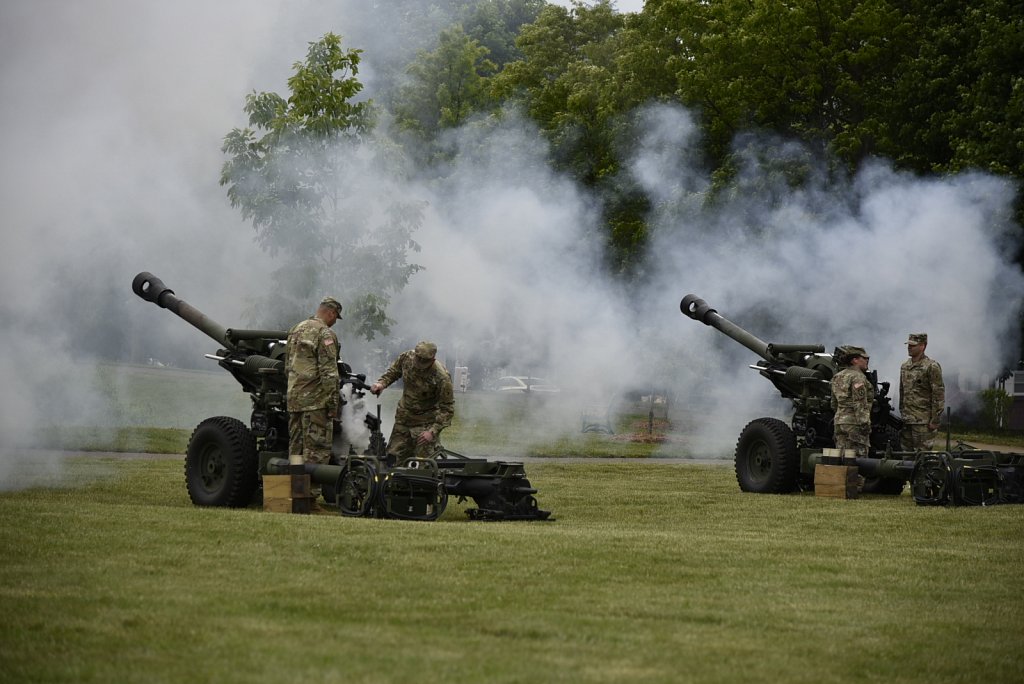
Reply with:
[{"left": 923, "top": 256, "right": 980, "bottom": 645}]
[
  {"left": 132, "top": 272, "right": 550, "bottom": 520},
  {"left": 680, "top": 294, "right": 1024, "bottom": 506}
]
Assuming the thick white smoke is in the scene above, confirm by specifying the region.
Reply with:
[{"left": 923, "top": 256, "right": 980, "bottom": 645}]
[
  {"left": 0, "top": 2, "right": 288, "bottom": 481},
  {"left": 382, "top": 102, "right": 1024, "bottom": 455},
  {"left": 338, "top": 384, "right": 372, "bottom": 455},
  {"left": 1, "top": 1, "right": 1020, "bottom": 484},
  {"left": 631, "top": 105, "right": 1024, "bottom": 451}
]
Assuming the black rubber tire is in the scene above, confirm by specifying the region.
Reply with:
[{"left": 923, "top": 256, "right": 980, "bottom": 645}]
[
  {"left": 185, "top": 416, "right": 258, "bottom": 507},
  {"left": 735, "top": 417, "right": 799, "bottom": 493},
  {"left": 862, "top": 476, "right": 905, "bottom": 495}
]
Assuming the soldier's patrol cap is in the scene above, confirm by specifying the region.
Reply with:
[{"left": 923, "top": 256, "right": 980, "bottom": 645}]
[
  {"left": 838, "top": 345, "right": 869, "bottom": 359},
  {"left": 320, "top": 297, "right": 343, "bottom": 317},
  {"left": 414, "top": 341, "right": 437, "bottom": 359},
  {"left": 905, "top": 333, "right": 927, "bottom": 345}
]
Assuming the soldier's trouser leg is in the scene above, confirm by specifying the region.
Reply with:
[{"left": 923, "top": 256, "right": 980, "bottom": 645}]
[
  {"left": 288, "top": 412, "right": 303, "bottom": 458},
  {"left": 834, "top": 424, "right": 870, "bottom": 458},
  {"left": 833, "top": 424, "right": 869, "bottom": 490},
  {"left": 386, "top": 422, "right": 414, "bottom": 464},
  {"left": 288, "top": 409, "right": 334, "bottom": 500},
  {"left": 386, "top": 422, "right": 441, "bottom": 464},
  {"left": 901, "top": 424, "right": 936, "bottom": 452}
]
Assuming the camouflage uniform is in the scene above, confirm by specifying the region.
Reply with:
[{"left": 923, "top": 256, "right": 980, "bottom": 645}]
[
  {"left": 376, "top": 344, "right": 454, "bottom": 462},
  {"left": 285, "top": 314, "right": 341, "bottom": 466},
  {"left": 831, "top": 365, "right": 873, "bottom": 457},
  {"left": 900, "top": 335, "right": 944, "bottom": 451}
]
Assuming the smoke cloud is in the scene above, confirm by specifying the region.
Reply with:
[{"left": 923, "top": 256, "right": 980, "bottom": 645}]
[
  {"left": 1, "top": 1, "right": 1021, "bottom": 489},
  {"left": 378, "top": 101, "right": 1023, "bottom": 454},
  {"left": 629, "top": 105, "right": 1024, "bottom": 450}
]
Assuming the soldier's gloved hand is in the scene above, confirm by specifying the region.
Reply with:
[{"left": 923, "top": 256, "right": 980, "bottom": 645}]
[
  {"left": 327, "top": 405, "right": 338, "bottom": 419},
  {"left": 370, "top": 382, "right": 384, "bottom": 396}
]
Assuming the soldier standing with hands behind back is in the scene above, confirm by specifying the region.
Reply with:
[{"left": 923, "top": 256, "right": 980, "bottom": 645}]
[
  {"left": 371, "top": 341, "right": 454, "bottom": 464},
  {"left": 285, "top": 297, "right": 343, "bottom": 469},
  {"left": 831, "top": 346, "right": 874, "bottom": 458},
  {"left": 900, "top": 333, "right": 945, "bottom": 451}
]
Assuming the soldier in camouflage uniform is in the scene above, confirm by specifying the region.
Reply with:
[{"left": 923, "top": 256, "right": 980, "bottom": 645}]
[
  {"left": 371, "top": 341, "right": 454, "bottom": 463},
  {"left": 830, "top": 346, "right": 873, "bottom": 457},
  {"left": 899, "top": 333, "right": 945, "bottom": 451},
  {"left": 285, "top": 297, "right": 342, "bottom": 469}
]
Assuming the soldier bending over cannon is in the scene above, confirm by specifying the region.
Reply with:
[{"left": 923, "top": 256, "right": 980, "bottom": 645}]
[{"left": 371, "top": 341, "right": 454, "bottom": 464}]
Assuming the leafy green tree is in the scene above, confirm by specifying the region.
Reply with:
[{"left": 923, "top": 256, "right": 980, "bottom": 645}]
[
  {"left": 628, "top": 0, "right": 903, "bottom": 171},
  {"left": 883, "top": 0, "right": 1023, "bottom": 178},
  {"left": 458, "top": 0, "right": 546, "bottom": 67},
  {"left": 352, "top": 1, "right": 478, "bottom": 100},
  {"left": 377, "top": 0, "right": 1024, "bottom": 277},
  {"left": 626, "top": 0, "right": 1024, "bottom": 183},
  {"left": 495, "top": 1, "right": 623, "bottom": 153},
  {"left": 221, "top": 33, "right": 423, "bottom": 339},
  {"left": 394, "top": 26, "right": 497, "bottom": 147},
  {"left": 494, "top": 1, "right": 646, "bottom": 270}
]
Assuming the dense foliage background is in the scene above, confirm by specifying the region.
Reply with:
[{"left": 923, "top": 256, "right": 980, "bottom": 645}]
[
  {"left": 384, "top": 0, "right": 1023, "bottom": 268},
  {"left": 223, "top": 0, "right": 1023, "bottom": 350}
]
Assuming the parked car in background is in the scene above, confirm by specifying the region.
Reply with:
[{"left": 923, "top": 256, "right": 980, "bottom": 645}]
[{"left": 495, "top": 376, "right": 561, "bottom": 393}]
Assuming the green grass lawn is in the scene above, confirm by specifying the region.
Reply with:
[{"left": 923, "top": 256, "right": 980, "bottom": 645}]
[{"left": 0, "top": 457, "right": 1021, "bottom": 683}]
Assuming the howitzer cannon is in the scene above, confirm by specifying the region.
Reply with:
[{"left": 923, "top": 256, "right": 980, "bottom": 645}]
[
  {"left": 680, "top": 294, "right": 905, "bottom": 494},
  {"left": 680, "top": 294, "right": 1024, "bottom": 505},
  {"left": 132, "top": 272, "right": 550, "bottom": 520}
]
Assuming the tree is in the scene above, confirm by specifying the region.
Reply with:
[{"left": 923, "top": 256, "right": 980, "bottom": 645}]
[
  {"left": 394, "top": 25, "right": 497, "bottom": 155},
  {"left": 457, "top": 0, "right": 546, "bottom": 67},
  {"left": 221, "top": 33, "right": 424, "bottom": 340},
  {"left": 882, "top": 0, "right": 1024, "bottom": 179},
  {"left": 625, "top": 0, "right": 1024, "bottom": 183},
  {"left": 494, "top": 1, "right": 644, "bottom": 270}
]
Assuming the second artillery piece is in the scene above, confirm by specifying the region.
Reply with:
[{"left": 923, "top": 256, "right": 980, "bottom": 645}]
[
  {"left": 132, "top": 272, "right": 550, "bottom": 521},
  {"left": 680, "top": 294, "right": 1024, "bottom": 505}
]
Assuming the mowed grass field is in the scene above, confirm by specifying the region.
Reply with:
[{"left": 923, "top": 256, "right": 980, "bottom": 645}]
[
  {"left": 0, "top": 457, "right": 1021, "bottom": 683},
  {"left": 2, "top": 363, "right": 1022, "bottom": 682}
]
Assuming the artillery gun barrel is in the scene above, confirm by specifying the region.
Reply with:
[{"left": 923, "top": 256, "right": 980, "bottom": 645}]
[
  {"left": 680, "top": 294, "right": 772, "bottom": 360},
  {"left": 132, "top": 272, "right": 234, "bottom": 350},
  {"left": 681, "top": 295, "right": 825, "bottom": 360}
]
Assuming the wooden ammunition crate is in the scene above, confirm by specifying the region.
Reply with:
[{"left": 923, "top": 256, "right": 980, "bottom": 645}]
[
  {"left": 814, "top": 464, "right": 860, "bottom": 499},
  {"left": 263, "top": 474, "right": 313, "bottom": 513}
]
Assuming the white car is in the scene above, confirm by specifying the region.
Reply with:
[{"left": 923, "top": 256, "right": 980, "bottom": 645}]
[{"left": 495, "top": 376, "right": 560, "bottom": 393}]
